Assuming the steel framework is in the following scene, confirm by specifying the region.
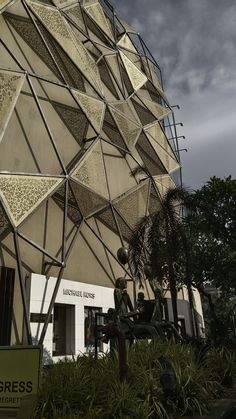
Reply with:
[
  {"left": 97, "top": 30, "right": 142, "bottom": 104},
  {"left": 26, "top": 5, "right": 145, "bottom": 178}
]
[{"left": 0, "top": 0, "right": 182, "bottom": 345}]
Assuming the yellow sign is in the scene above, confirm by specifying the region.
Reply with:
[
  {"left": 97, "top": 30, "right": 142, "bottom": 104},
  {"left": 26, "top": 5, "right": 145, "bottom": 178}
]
[{"left": 0, "top": 346, "right": 42, "bottom": 411}]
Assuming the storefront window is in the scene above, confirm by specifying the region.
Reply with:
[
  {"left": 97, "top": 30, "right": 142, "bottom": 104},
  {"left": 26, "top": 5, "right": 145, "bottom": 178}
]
[{"left": 84, "top": 306, "right": 102, "bottom": 352}]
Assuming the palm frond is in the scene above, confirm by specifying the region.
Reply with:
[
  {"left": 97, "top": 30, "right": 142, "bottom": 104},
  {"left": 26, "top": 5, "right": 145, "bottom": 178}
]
[{"left": 128, "top": 216, "right": 152, "bottom": 285}]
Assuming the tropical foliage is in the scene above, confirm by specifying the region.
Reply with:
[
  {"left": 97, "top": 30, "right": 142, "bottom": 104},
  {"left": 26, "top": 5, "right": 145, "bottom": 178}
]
[
  {"left": 128, "top": 186, "right": 190, "bottom": 330},
  {"left": 34, "top": 341, "right": 236, "bottom": 419},
  {"left": 184, "top": 176, "right": 236, "bottom": 343}
]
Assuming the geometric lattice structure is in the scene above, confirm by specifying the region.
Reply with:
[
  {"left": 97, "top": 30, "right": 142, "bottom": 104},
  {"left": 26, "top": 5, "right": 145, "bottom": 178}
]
[{"left": 0, "top": 0, "right": 181, "bottom": 344}]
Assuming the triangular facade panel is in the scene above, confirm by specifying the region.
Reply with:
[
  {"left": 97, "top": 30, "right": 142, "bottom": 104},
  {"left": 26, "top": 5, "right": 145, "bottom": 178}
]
[
  {"left": 70, "top": 140, "right": 109, "bottom": 199},
  {"left": 120, "top": 50, "right": 147, "bottom": 91},
  {"left": 109, "top": 106, "right": 141, "bottom": 151},
  {"left": 114, "top": 181, "right": 149, "bottom": 228},
  {"left": 0, "top": 174, "right": 63, "bottom": 227},
  {"left": 73, "top": 90, "right": 105, "bottom": 133},
  {"left": 84, "top": 1, "right": 114, "bottom": 41},
  {"left": 0, "top": 70, "right": 25, "bottom": 143},
  {"left": 71, "top": 180, "right": 108, "bottom": 217}
]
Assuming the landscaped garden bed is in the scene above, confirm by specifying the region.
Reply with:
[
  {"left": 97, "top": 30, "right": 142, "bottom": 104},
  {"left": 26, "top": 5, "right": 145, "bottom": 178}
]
[{"left": 34, "top": 340, "right": 236, "bottom": 419}]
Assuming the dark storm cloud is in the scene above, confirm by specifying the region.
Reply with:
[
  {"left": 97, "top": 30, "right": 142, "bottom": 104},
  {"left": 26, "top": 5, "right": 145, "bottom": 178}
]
[
  {"left": 112, "top": 0, "right": 236, "bottom": 188},
  {"left": 113, "top": 0, "right": 236, "bottom": 97}
]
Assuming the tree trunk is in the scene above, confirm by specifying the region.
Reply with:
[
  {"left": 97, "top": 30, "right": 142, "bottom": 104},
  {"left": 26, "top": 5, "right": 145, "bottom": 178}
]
[{"left": 168, "top": 259, "right": 179, "bottom": 329}]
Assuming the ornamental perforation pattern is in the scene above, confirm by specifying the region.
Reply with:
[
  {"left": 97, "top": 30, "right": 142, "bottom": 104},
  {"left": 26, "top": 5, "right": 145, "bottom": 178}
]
[
  {"left": 114, "top": 182, "right": 149, "bottom": 228},
  {"left": 0, "top": 0, "right": 182, "bottom": 324},
  {"left": 27, "top": 0, "right": 102, "bottom": 94},
  {"left": 73, "top": 91, "right": 105, "bottom": 133},
  {"left": 120, "top": 51, "right": 147, "bottom": 92},
  {"left": 85, "top": 1, "right": 114, "bottom": 41},
  {"left": 0, "top": 70, "right": 25, "bottom": 142},
  {"left": 0, "top": 175, "right": 62, "bottom": 226},
  {"left": 109, "top": 107, "right": 141, "bottom": 151},
  {"left": 0, "top": 204, "right": 9, "bottom": 237},
  {"left": 71, "top": 141, "right": 109, "bottom": 199}
]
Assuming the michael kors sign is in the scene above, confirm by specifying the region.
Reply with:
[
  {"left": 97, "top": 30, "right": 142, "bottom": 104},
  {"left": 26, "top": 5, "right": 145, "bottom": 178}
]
[{"left": 63, "top": 289, "right": 95, "bottom": 299}]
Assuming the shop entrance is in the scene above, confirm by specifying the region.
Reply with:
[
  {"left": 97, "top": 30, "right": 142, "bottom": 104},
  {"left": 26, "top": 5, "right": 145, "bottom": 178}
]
[{"left": 53, "top": 303, "right": 75, "bottom": 356}]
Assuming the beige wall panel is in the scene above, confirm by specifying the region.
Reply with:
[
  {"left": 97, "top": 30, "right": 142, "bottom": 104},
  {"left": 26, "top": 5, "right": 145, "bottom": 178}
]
[
  {"left": 4, "top": 0, "right": 26, "bottom": 17},
  {"left": 105, "top": 55, "right": 123, "bottom": 95},
  {"left": 0, "top": 0, "right": 14, "bottom": 13},
  {"left": 18, "top": 202, "right": 46, "bottom": 248},
  {"left": 0, "top": 34, "right": 21, "bottom": 70},
  {"left": 88, "top": 217, "right": 128, "bottom": 281},
  {"left": 109, "top": 100, "right": 141, "bottom": 125},
  {"left": 43, "top": 199, "right": 67, "bottom": 259},
  {"left": 38, "top": 79, "right": 78, "bottom": 107},
  {"left": 138, "top": 95, "right": 171, "bottom": 121},
  {"left": 0, "top": 109, "right": 39, "bottom": 173},
  {"left": 6, "top": 24, "right": 61, "bottom": 83},
  {"left": 15, "top": 94, "right": 63, "bottom": 174},
  {"left": 1, "top": 17, "right": 37, "bottom": 70},
  {"left": 102, "top": 141, "right": 137, "bottom": 200},
  {"left": 61, "top": 223, "right": 115, "bottom": 287},
  {"left": 39, "top": 100, "right": 80, "bottom": 168},
  {"left": 153, "top": 174, "right": 176, "bottom": 198}
]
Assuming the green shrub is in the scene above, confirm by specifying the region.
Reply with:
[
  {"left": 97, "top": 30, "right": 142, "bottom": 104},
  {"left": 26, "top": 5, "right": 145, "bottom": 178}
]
[{"left": 35, "top": 341, "right": 235, "bottom": 419}]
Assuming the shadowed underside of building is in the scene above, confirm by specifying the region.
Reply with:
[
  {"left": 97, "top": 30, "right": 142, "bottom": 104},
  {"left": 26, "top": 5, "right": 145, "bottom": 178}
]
[{"left": 0, "top": 0, "right": 185, "bottom": 351}]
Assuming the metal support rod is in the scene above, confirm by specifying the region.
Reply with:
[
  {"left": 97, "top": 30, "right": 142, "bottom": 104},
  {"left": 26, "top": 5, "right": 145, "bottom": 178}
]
[
  {"left": 13, "top": 232, "right": 32, "bottom": 345},
  {"left": 26, "top": 75, "right": 67, "bottom": 174},
  {"left": 39, "top": 266, "right": 64, "bottom": 344},
  {"left": 17, "top": 231, "right": 62, "bottom": 266},
  {"left": 84, "top": 220, "right": 136, "bottom": 282},
  {"left": 169, "top": 135, "right": 185, "bottom": 140},
  {"left": 61, "top": 179, "right": 68, "bottom": 263},
  {"left": 165, "top": 123, "right": 183, "bottom": 128}
]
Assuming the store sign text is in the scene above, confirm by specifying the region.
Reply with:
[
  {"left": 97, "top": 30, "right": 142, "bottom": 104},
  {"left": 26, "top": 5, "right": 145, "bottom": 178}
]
[{"left": 63, "top": 289, "right": 95, "bottom": 299}]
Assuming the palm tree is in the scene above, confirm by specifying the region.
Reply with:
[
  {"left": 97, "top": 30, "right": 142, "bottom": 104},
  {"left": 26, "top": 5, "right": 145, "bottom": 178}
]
[{"left": 128, "top": 185, "right": 194, "bottom": 332}]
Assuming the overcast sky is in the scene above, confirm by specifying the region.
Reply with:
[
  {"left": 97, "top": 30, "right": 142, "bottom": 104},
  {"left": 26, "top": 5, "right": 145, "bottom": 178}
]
[{"left": 113, "top": 0, "right": 236, "bottom": 190}]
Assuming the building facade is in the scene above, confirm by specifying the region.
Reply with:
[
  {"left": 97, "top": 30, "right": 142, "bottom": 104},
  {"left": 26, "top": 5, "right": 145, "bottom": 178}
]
[{"left": 0, "top": 0, "right": 203, "bottom": 350}]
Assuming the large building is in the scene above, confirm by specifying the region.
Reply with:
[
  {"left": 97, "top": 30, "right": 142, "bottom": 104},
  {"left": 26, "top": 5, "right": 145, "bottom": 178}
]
[{"left": 0, "top": 0, "right": 203, "bottom": 358}]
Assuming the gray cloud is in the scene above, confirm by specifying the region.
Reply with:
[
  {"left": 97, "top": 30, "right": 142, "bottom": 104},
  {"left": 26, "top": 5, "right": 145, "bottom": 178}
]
[
  {"left": 114, "top": 0, "right": 236, "bottom": 96},
  {"left": 113, "top": 0, "right": 236, "bottom": 188}
]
